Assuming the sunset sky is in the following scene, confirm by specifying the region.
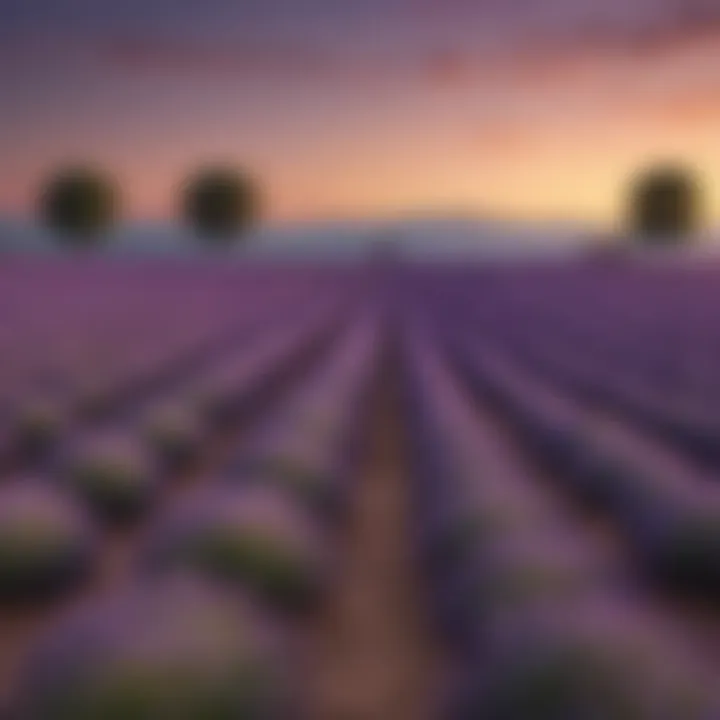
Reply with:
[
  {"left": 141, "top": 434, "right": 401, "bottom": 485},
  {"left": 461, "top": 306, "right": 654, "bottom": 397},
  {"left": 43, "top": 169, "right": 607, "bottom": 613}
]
[{"left": 2, "top": 0, "right": 720, "bottom": 226}]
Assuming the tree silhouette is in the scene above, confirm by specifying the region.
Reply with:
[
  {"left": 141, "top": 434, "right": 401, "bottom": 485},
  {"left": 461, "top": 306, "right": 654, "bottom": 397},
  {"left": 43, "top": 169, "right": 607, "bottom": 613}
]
[
  {"left": 181, "top": 167, "right": 260, "bottom": 243},
  {"left": 40, "top": 167, "right": 118, "bottom": 245},
  {"left": 629, "top": 165, "right": 701, "bottom": 243}
]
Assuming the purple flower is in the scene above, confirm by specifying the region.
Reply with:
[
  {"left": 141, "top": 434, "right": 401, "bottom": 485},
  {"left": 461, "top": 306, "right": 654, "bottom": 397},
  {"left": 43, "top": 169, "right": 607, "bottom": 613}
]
[
  {"left": 146, "top": 484, "right": 329, "bottom": 615},
  {"left": 0, "top": 481, "right": 97, "bottom": 600},
  {"left": 16, "top": 576, "right": 293, "bottom": 719}
]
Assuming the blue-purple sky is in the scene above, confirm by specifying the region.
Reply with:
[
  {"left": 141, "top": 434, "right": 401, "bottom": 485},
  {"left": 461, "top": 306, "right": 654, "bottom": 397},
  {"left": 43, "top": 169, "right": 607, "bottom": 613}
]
[{"left": 2, "top": 0, "right": 720, "bottom": 224}]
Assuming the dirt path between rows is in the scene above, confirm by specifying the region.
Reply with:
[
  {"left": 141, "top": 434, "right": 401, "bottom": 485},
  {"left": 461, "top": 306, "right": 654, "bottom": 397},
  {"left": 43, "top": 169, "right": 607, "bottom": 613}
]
[{"left": 306, "top": 353, "right": 442, "bottom": 720}]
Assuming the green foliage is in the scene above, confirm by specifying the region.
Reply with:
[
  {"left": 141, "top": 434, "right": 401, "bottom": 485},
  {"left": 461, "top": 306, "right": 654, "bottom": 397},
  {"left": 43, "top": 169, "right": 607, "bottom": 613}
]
[
  {"left": 40, "top": 167, "right": 118, "bottom": 244},
  {"left": 182, "top": 167, "right": 260, "bottom": 243},
  {"left": 629, "top": 165, "right": 701, "bottom": 243}
]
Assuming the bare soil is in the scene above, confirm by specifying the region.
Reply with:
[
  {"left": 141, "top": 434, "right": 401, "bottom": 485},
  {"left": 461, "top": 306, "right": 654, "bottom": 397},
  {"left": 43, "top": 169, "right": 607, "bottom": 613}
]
[{"left": 305, "top": 354, "right": 443, "bottom": 720}]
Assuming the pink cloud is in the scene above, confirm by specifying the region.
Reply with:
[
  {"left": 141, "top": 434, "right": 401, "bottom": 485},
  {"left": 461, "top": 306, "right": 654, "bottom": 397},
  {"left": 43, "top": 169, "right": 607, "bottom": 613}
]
[{"left": 419, "top": 4, "right": 720, "bottom": 92}]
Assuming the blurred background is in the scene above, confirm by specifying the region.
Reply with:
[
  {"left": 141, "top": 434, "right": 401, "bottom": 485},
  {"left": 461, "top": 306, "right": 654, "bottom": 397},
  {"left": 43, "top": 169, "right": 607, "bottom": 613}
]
[
  {"left": 2, "top": 3, "right": 720, "bottom": 720},
  {"left": 3, "top": 0, "right": 720, "bottom": 257}
]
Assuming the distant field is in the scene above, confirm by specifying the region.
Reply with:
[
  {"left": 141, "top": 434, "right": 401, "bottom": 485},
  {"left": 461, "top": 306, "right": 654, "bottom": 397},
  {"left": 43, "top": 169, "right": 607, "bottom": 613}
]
[{"left": 0, "top": 218, "right": 617, "bottom": 260}]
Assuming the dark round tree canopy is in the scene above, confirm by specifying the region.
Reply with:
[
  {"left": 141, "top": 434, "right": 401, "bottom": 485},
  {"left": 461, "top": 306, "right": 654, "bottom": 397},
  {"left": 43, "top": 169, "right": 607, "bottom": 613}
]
[
  {"left": 181, "top": 166, "right": 260, "bottom": 242},
  {"left": 40, "top": 167, "right": 118, "bottom": 243},
  {"left": 629, "top": 164, "right": 701, "bottom": 243}
]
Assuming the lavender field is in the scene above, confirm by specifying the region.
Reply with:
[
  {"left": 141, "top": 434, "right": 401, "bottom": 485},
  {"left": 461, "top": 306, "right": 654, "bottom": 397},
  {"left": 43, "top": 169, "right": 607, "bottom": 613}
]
[{"left": 0, "top": 255, "right": 718, "bottom": 719}]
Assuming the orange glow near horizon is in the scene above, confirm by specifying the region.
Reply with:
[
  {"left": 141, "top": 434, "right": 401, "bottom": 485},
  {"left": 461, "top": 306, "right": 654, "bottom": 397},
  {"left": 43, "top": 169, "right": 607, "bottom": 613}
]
[
  {"left": 4, "top": 16, "right": 720, "bottom": 231},
  {"left": 30, "top": 119, "right": 720, "bottom": 229},
  {"left": 5, "top": 118, "right": 720, "bottom": 230}
]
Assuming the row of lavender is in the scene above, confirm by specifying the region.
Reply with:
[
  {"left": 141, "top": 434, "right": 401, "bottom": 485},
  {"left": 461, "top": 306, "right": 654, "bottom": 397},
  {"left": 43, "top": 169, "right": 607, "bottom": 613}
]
[
  {"left": 0, "top": 261, "right": 357, "bottom": 452},
  {"left": 400, "top": 303, "right": 719, "bottom": 718},
  {"left": 0, "top": 261, "right": 382, "bottom": 717},
  {"left": 434, "top": 262, "right": 720, "bottom": 467},
  {"left": 418, "top": 263, "right": 720, "bottom": 596}
]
